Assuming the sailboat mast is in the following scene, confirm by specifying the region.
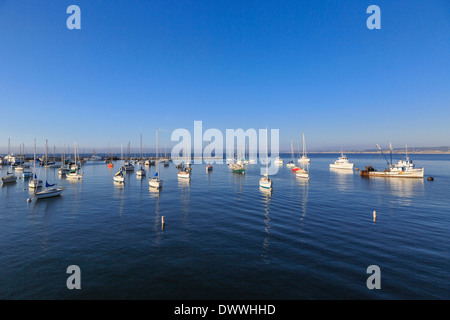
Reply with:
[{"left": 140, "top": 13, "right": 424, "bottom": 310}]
[
  {"left": 140, "top": 133, "right": 143, "bottom": 159},
  {"left": 33, "top": 139, "right": 36, "bottom": 173},
  {"left": 302, "top": 132, "right": 306, "bottom": 156},
  {"left": 156, "top": 129, "right": 159, "bottom": 174},
  {"left": 266, "top": 126, "right": 269, "bottom": 176}
]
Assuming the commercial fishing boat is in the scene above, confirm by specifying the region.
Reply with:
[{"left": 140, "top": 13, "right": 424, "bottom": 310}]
[{"left": 360, "top": 144, "right": 424, "bottom": 178}]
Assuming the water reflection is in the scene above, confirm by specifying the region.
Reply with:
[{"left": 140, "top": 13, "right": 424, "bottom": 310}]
[
  {"left": 330, "top": 168, "right": 354, "bottom": 192},
  {"left": 384, "top": 178, "right": 425, "bottom": 206},
  {"left": 296, "top": 178, "right": 309, "bottom": 225},
  {"left": 260, "top": 186, "right": 272, "bottom": 264},
  {"left": 178, "top": 179, "right": 190, "bottom": 218}
]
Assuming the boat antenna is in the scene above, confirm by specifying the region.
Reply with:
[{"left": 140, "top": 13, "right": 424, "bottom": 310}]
[{"left": 389, "top": 143, "right": 393, "bottom": 166}]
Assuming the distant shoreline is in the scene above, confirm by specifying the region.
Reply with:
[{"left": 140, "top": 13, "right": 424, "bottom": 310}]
[{"left": 307, "top": 151, "right": 450, "bottom": 154}]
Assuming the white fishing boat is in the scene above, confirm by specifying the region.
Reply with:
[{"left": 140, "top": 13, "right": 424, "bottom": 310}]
[
  {"left": 1, "top": 171, "right": 17, "bottom": 184},
  {"left": 113, "top": 170, "right": 125, "bottom": 183},
  {"left": 34, "top": 181, "right": 64, "bottom": 199},
  {"left": 360, "top": 144, "right": 424, "bottom": 178},
  {"left": 259, "top": 126, "right": 273, "bottom": 189},
  {"left": 298, "top": 132, "right": 310, "bottom": 163},
  {"left": 330, "top": 152, "right": 354, "bottom": 170}
]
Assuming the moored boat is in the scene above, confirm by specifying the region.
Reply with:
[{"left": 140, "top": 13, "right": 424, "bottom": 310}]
[
  {"left": 113, "top": 170, "right": 125, "bottom": 183},
  {"left": 1, "top": 171, "right": 17, "bottom": 184},
  {"left": 330, "top": 152, "right": 354, "bottom": 170},
  {"left": 35, "top": 181, "right": 64, "bottom": 199},
  {"left": 360, "top": 144, "right": 424, "bottom": 179}
]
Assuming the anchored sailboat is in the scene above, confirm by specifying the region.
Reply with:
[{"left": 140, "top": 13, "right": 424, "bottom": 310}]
[
  {"left": 259, "top": 126, "right": 273, "bottom": 189},
  {"left": 298, "top": 132, "right": 310, "bottom": 164},
  {"left": 66, "top": 141, "right": 83, "bottom": 180},
  {"left": 29, "top": 139, "right": 43, "bottom": 188}
]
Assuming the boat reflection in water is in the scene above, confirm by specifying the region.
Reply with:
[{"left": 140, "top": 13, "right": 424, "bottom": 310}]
[
  {"left": 260, "top": 185, "right": 273, "bottom": 264},
  {"left": 330, "top": 167, "right": 354, "bottom": 192},
  {"left": 384, "top": 178, "right": 425, "bottom": 206}
]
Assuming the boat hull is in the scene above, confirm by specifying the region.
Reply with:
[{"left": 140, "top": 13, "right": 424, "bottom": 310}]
[
  {"left": 330, "top": 163, "right": 354, "bottom": 170},
  {"left": 1, "top": 176, "right": 17, "bottom": 184},
  {"left": 259, "top": 180, "right": 272, "bottom": 189},
  {"left": 35, "top": 188, "right": 64, "bottom": 199},
  {"left": 360, "top": 169, "right": 424, "bottom": 178},
  {"left": 149, "top": 178, "right": 163, "bottom": 188}
]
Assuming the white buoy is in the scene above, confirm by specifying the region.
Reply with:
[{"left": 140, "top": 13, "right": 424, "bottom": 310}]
[
  {"left": 373, "top": 210, "right": 377, "bottom": 222},
  {"left": 161, "top": 216, "right": 165, "bottom": 230}
]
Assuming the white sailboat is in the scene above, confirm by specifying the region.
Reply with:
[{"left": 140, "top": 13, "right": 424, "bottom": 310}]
[
  {"left": 286, "top": 141, "right": 296, "bottom": 168},
  {"left": 113, "top": 170, "right": 125, "bottom": 183},
  {"left": 34, "top": 181, "right": 64, "bottom": 199},
  {"left": 58, "top": 144, "right": 71, "bottom": 176},
  {"left": 66, "top": 141, "right": 83, "bottom": 180},
  {"left": 295, "top": 167, "right": 310, "bottom": 180},
  {"left": 259, "top": 126, "right": 273, "bottom": 189},
  {"left": 136, "top": 134, "right": 146, "bottom": 178},
  {"left": 296, "top": 134, "right": 310, "bottom": 180},
  {"left": 149, "top": 129, "right": 163, "bottom": 189},
  {"left": 178, "top": 129, "right": 191, "bottom": 180},
  {"left": 123, "top": 142, "right": 135, "bottom": 171},
  {"left": 298, "top": 132, "right": 310, "bottom": 163},
  {"left": 29, "top": 139, "right": 43, "bottom": 189}
]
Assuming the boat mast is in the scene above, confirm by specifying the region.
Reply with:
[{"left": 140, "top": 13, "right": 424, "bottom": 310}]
[
  {"left": 33, "top": 139, "right": 36, "bottom": 175},
  {"left": 266, "top": 126, "right": 269, "bottom": 177},
  {"left": 303, "top": 132, "right": 307, "bottom": 157}
]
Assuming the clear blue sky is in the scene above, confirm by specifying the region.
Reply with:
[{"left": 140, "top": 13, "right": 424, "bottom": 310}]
[{"left": 0, "top": 0, "right": 449, "bottom": 153}]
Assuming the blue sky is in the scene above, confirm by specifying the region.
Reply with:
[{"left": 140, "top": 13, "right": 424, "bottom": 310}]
[{"left": 0, "top": 0, "right": 449, "bottom": 153}]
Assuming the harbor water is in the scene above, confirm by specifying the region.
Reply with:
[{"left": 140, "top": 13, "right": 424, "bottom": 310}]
[{"left": 0, "top": 153, "right": 449, "bottom": 299}]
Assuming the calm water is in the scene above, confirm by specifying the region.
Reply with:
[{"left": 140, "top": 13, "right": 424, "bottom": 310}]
[{"left": 0, "top": 154, "right": 449, "bottom": 299}]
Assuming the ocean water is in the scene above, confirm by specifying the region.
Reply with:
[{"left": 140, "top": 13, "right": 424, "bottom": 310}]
[{"left": 0, "top": 154, "right": 449, "bottom": 299}]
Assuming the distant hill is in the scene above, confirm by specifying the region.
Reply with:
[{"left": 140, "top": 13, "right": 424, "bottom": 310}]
[{"left": 314, "top": 146, "right": 450, "bottom": 154}]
